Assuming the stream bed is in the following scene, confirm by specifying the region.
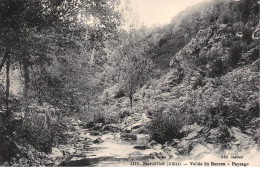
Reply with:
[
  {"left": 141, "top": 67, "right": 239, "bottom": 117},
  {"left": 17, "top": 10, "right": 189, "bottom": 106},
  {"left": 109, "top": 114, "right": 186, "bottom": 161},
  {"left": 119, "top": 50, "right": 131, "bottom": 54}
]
[{"left": 59, "top": 126, "right": 170, "bottom": 167}]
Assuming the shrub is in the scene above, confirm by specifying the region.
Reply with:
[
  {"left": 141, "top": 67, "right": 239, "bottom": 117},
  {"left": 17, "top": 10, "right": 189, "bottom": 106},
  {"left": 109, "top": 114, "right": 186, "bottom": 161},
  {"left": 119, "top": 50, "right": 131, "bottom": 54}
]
[
  {"left": 114, "top": 88, "right": 125, "bottom": 98},
  {"left": 147, "top": 107, "right": 187, "bottom": 143},
  {"left": 208, "top": 58, "right": 225, "bottom": 77},
  {"left": 249, "top": 48, "right": 259, "bottom": 62},
  {"left": 118, "top": 108, "right": 132, "bottom": 118},
  {"left": 195, "top": 52, "right": 207, "bottom": 67},
  {"left": 228, "top": 44, "right": 242, "bottom": 68},
  {"left": 242, "top": 27, "right": 253, "bottom": 44},
  {"left": 103, "top": 108, "right": 133, "bottom": 124},
  {"left": 17, "top": 105, "right": 67, "bottom": 153},
  {"left": 0, "top": 126, "right": 21, "bottom": 163}
]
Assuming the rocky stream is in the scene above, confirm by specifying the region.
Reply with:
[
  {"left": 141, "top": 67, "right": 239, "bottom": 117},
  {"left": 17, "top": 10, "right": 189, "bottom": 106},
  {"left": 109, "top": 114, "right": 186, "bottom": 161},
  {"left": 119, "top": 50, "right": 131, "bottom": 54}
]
[{"left": 4, "top": 114, "right": 260, "bottom": 167}]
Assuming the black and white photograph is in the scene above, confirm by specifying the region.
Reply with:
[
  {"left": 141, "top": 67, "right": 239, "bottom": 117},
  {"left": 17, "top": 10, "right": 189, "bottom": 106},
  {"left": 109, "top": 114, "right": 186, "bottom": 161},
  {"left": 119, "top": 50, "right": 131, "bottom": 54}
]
[{"left": 0, "top": 0, "right": 259, "bottom": 167}]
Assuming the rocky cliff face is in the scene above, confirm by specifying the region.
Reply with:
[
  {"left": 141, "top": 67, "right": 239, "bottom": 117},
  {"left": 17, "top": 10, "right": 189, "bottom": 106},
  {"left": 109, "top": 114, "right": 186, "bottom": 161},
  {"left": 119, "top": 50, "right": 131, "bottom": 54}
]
[
  {"left": 133, "top": 21, "right": 260, "bottom": 146},
  {"left": 170, "top": 22, "right": 259, "bottom": 80}
]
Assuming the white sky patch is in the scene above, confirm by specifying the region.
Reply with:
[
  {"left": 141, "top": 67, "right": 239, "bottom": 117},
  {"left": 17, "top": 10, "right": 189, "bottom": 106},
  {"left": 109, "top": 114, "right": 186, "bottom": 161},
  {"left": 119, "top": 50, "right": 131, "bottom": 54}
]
[{"left": 121, "top": 0, "right": 208, "bottom": 28}]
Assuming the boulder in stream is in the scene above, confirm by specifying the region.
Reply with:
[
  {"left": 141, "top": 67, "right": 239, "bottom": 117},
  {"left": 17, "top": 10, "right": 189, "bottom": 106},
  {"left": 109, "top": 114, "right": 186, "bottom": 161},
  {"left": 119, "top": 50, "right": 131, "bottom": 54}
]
[
  {"left": 93, "top": 123, "right": 103, "bottom": 130},
  {"left": 189, "top": 143, "right": 211, "bottom": 158},
  {"left": 93, "top": 137, "right": 104, "bottom": 144},
  {"left": 90, "top": 131, "right": 101, "bottom": 136},
  {"left": 149, "top": 152, "right": 167, "bottom": 159},
  {"left": 134, "top": 145, "right": 149, "bottom": 150},
  {"left": 102, "top": 124, "right": 121, "bottom": 132},
  {"left": 231, "top": 127, "right": 255, "bottom": 148},
  {"left": 49, "top": 147, "right": 63, "bottom": 159},
  {"left": 168, "top": 139, "right": 181, "bottom": 147},
  {"left": 120, "top": 132, "right": 137, "bottom": 140},
  {"left": 132, "top": 122, "right": 143, "bottom": 129},
  {"left": 148, "top": 140, "right": 158, "bottom": 147}
]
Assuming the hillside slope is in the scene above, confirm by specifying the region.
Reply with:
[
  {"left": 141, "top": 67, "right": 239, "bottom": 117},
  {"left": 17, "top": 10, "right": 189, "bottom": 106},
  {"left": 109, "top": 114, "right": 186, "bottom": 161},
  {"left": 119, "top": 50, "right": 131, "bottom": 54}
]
[
  {"left": 145, "top": 0, "right": 259, "bottom": 69},
  {"left": 99, "top": 18, "right": 259, "bottom": 146}
]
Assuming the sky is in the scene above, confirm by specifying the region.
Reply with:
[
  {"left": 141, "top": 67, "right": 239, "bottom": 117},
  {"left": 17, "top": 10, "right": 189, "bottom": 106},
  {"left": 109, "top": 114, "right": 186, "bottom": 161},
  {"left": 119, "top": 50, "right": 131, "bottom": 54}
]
[{"left": 122, "top": 0, "right": 208, "bottom": 28}]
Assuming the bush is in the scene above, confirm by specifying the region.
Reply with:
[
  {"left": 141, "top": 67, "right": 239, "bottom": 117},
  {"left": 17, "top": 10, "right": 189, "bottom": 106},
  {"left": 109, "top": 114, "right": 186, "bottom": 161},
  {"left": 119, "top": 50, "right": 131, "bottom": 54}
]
[
  {"left": 0, "top": 126, "right": 21, "bottom": 163},
  {"left": 102, "top": 108, "right": 133, "bottom": 124},
  {"left": 114, "top": 89, "right": 125, "bottom": 98},
  {"left": 249, "top": 48, "right": 259, "bottom": 62},
  {"left": 147, "top": 107, "right": 187, "bottom": 144},
  {"left": 118, "top": 108, "right": 132, "bottom": 118},
  {"left": 208, "top": 58, "right": 225, "bottom": 77},
  {"left": 228, "top": 44, "right": 242, "bottom": 68},
  {"left": 17, "top": 105, "right": 67, "bottom": 153},
  {"left": 242, "top": 27, "right": 253, "bottom": 44}
]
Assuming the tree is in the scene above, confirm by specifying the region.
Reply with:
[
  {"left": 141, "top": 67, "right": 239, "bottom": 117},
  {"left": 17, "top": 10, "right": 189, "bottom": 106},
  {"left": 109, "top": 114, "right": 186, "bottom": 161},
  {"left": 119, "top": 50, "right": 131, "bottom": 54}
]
[
  {"left": 0, "top": 0, "right": 121, "bottom": 122},
  {"left": 118, "top": 30, "right": 153, "bottom": 107}
]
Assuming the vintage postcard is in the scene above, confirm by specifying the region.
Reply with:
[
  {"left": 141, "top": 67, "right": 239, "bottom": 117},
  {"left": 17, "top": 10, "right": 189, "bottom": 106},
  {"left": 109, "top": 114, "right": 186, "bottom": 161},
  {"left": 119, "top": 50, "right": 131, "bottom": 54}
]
[{"left": 0, "top": 0, "right": 259, "bottom": 167}]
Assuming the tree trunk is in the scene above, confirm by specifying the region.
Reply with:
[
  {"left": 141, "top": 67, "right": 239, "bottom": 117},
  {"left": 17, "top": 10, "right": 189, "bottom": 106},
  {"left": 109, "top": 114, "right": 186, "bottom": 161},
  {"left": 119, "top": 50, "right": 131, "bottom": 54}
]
[
  {"left": 23, "top": 59, "right": 30, "bottom": 116},
  {"left": 0, "top": 48, "right": 7, "bottom": 73},
  {"left": 129, "top": 95, "right": 133, "bottom": 107},
  {"left": 5, "top": 50, "right": 10, "bottom": 121},
  {"left": 0, "top": 48, "right": 8, "bottom": 127}
]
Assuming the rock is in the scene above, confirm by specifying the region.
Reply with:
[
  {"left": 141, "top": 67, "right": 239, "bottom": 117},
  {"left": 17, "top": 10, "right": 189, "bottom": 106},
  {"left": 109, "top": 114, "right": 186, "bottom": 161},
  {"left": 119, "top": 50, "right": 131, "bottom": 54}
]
[
  {"left": 129, "top": 151, "right": 143, "bottom": 159},
  {"left": 231, "top": 127, "right": 255, "bottom": 148},
  {"left": 176, "top": 140, "right": 194, "bottom": 155},
  {"left": 35, "top": 160, "right": 40, "bottom": 165},
  {"left": 28, "top": 144, "right": 36, "bottom": 153},
  {"left": 163, "top": 147, "right": 178, "bottom": 158},
  {"left": 149, "top": 152, "right": 167, "bottom": 159},
  {"left": 123, "top": 116, "right": 133, "bottom": 125},
  {"left": 19, "top": 158, "right": 28, "bottom": 164},
  {"left": 102, "top": 124, "right": 121, "bottom": 132},
  {"left": 46, "top": 160, "right": 53, "bottom": 166},
  {"left": 80, "top": 122, "right": 94, "bottom": 129},
  {"left": 11, "top": 157, "right": 17, "bottom": 163},
  {"left": 252, "top": 22, "right": 260, "bottom": 40},
  {"left": 148, "top": 140, "right": 158, "bottom": 147},
  {"left": 93, "top": 137, "right": 104, "bottom": 144},
  {"left": 49, "top": 147, "right": 63, "bottom": 159},
  {"left": 3, "top": 161, "right": 10, "bottom": 166},
  {"left": 168, "top": 139, "right": 181, "bottom": 147},
  {"left": 126, "top": 126, "right": 132, "bottom": 132},
  {"left": 122, "top": 126, "right": 132, "bottom": 133},
  {"left": 141, "top": 113, "right": 150, "bottom": 123},
  {"left": 132, "top": 126, "right": 148, "bottom": 134},
  {"left": 90, "top": 131, "right": 101, "bottom": 136},
  {"left": 205, "top": 128, "right": 221, "bottom": 143},
  {"left": 134, "top": 145, "right": 149, "bottom": 150},
  {"left": 184, "top": 130, "right": 199, "bottom": 140},
  {"left": 132, "top": 122, "right": 143, "bottom": 129},
  {"left": 93, "top": 123, "right": 103, "bottom": 130},
  {"left": 190, "top": 143, "right": 211, "bottom": 158},
  {"left": 11, "top": 164, "right": 19, "bottom": 167},
  {"left": 246, "top": 118, "right": 260, "bottom": 143},
  {"left": 235, "top": 32, "right": 243, "bottom": 39},
  {"left": 179, "top": 123, "right": 203, "bottom": 138},
  {"left": 120, "top": 132, "right": 137, "bottom": 140},
  {"left": 72, "top": 122, "right": 78, "bottom": 126}
]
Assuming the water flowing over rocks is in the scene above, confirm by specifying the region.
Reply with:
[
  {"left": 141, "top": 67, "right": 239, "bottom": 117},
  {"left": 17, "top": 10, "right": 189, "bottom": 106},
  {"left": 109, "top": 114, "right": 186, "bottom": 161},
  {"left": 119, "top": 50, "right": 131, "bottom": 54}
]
[{"left": 4, "top": 113, "right": 260, "bottom": 167}]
